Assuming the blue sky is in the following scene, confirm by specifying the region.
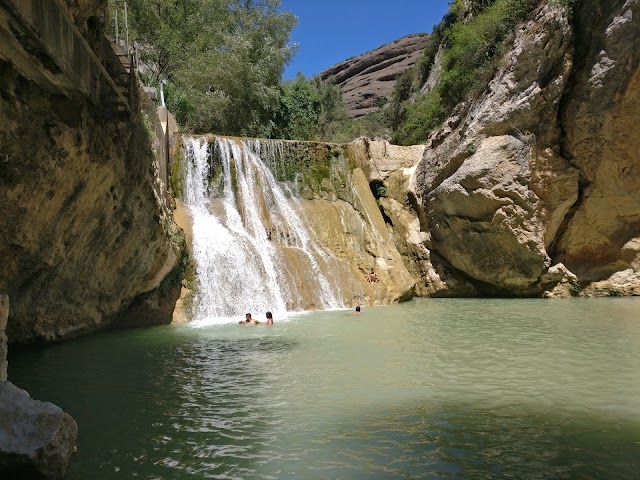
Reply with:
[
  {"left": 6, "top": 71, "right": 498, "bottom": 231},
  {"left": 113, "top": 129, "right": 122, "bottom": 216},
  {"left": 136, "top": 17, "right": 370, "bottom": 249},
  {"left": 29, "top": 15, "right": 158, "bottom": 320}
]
[{"left": 279, "top": 0, "right": 453, "bottom": 79}]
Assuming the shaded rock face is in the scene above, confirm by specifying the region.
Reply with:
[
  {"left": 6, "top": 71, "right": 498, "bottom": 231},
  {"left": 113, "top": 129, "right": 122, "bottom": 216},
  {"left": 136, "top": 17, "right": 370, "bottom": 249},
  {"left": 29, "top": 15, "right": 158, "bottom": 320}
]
[
  {"left": 405, "top": 0, "right": 640, "bottom": 296},
  {"left": 321, "top": 34, "right": 430, "bottom": 118},
  {"left": 0, "top": 59, "right": 182, "bottom": 343},
  {"left": 0, "top": 381, "right": 78, "bottom": 479},
  {"left": 64, "top": 0, "right": 108, "bottom": 34},
  {"left": 557, "top": 0, "right": 640, "bottom": 283},
  {"left": 0, "top": 295, "right": 8, "bottom": 380}
]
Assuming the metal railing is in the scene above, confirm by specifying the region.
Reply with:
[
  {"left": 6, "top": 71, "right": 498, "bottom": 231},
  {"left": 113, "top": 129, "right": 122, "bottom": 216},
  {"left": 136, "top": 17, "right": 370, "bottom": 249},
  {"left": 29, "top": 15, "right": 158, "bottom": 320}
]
[{"left": 113, "top": 0, "right": 130, "bottom": 56}]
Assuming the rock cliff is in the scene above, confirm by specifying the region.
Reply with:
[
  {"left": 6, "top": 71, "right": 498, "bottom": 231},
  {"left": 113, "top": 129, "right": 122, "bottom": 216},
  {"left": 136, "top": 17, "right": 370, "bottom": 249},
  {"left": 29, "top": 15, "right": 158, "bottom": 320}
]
[
  {"left": 320, "top": 34, "right": 429, "bottom": 118},
  {"left": 384, "top": 0, "right": 640, "bottom": 297},
  {"left": 0, "top": 0, "right": 184, "bottom": 343}
]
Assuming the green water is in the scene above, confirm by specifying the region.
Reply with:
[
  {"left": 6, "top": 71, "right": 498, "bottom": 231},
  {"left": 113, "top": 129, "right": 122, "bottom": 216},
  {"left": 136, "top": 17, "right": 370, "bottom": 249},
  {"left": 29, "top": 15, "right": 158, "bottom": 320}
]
[{"left": 8, "top": 298, "right": 640, "bottom": 479}]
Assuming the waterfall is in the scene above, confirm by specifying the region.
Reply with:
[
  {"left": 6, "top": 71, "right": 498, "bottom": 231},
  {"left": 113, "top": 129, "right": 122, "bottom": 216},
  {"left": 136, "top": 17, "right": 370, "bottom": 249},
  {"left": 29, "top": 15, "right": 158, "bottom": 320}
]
[{"left": 183, "top": 136, "right": 343, "bottom": 324}]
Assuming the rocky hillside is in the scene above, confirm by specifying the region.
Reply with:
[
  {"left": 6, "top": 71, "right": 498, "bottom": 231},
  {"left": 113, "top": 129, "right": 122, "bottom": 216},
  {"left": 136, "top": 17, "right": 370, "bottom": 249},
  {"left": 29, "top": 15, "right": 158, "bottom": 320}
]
[
  {"left": 320, "top": 34, "right": 429, "bottom": 118},
  {"left": 372, "top": 0, "right": 640, "bottom": 298}
]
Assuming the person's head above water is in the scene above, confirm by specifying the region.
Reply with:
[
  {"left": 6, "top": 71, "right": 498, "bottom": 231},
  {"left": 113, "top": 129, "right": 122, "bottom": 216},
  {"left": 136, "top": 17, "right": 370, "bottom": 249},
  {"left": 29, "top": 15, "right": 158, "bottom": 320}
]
[
  {"left": 355, "top": 306, "right": 361, "bottom": 312},
  {"left": 266, "top": 311, "right": 273, "bottom": 319},
  {"left": 245, "top": 313, "right": 252, "bottom": 320}
]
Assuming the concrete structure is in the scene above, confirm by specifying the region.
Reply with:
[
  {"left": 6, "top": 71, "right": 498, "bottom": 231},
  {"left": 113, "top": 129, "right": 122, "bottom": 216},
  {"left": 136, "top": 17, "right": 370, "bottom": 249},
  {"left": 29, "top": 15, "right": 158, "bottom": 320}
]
[{"left": 0, "top": 0, "right": 129, "bottom": 111}]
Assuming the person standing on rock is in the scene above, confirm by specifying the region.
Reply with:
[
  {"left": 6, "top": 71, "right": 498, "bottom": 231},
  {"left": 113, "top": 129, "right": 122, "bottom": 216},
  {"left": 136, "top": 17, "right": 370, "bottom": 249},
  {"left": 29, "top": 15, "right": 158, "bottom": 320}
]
[{"left": 367, "top": 268, "right": 379, "bottom": 283}]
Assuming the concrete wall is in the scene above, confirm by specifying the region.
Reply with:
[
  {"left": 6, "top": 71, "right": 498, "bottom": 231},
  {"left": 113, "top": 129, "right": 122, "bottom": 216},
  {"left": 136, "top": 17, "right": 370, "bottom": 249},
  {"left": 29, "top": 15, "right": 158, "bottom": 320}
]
[{"left": 0, "top": 0, "right": 127, "bottom": 108}]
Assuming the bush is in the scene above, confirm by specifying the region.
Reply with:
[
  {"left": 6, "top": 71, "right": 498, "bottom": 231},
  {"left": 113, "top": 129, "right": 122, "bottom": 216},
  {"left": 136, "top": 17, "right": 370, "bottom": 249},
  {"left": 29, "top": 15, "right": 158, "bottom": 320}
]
[
  {"left": 394, "top": 90, "right": 445, "bottom": 145},
  {"left": 390, "top": 0, "right": 537, "bottom": 145}
]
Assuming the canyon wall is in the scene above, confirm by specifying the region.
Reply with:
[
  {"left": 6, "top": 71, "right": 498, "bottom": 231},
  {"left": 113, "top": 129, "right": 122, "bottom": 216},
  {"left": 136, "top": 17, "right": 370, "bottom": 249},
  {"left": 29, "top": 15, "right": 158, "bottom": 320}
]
[
  {"left": 0, "top": 0, "right": 184, "bottom": 343},
  {"left": 379, "top": 0, "right": 640, "bottom": 297}
]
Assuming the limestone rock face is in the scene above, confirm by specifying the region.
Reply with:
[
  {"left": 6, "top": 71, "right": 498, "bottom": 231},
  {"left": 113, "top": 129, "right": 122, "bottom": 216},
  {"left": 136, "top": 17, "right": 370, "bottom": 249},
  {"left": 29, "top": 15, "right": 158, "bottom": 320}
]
[
  {"left": 0, "top": 59, "right": 183, "bottom": 343},
  {"left": 556, "top": 0, "right": 640, "bottom": 282},
  {"left": 427, "top": 135, "right": 550, "bottom": 290},
  {"left": 403, "top": 0, "right": 640, "bottom": 296},
  {"left": 0, "top": 382, "right": 78, "bottom": 479},
  {"left": 409, "top": 3, "right": 576, "bottom": 294},
  {"left": 321, "top": 34, "right": 430, "bottom": 118},
  {"left": 357, "top": 138, "right": 425, "bottom": 182},
  {"left": 348, "top": 139, "right": 477, "bottom": 297}
]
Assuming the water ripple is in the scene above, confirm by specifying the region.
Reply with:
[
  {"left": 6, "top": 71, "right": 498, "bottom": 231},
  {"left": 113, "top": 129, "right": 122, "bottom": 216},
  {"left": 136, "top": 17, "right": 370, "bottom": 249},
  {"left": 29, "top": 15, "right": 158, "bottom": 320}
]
[{"left": 7, "top": 298, "right": 640, "bottom": 479}]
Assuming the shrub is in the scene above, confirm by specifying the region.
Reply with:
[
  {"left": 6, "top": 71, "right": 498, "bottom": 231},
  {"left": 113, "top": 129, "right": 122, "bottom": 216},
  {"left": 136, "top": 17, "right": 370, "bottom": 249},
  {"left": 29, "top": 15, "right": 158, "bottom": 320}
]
[
  {"left": 569, "top": 281, "right": 582, "bottom": 297},
  {"left": 390, "top": 0, "right": 537, "bottom": 145},
  {"left": 393, "top": 90, "right": 445, "bottom": 145}
]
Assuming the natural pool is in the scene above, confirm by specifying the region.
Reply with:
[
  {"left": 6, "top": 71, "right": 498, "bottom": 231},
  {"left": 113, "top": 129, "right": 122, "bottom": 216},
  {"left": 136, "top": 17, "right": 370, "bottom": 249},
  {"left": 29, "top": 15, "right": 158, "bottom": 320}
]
[{"left": 9, "top": 298, "right": 640, "bottom": 479}]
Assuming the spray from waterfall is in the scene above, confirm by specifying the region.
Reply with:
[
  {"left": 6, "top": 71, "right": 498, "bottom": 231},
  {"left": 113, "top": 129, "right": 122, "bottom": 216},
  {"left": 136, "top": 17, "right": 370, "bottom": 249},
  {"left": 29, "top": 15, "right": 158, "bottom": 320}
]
[{"left": 183, "top": 136, "right": 343, "bottom": 324}]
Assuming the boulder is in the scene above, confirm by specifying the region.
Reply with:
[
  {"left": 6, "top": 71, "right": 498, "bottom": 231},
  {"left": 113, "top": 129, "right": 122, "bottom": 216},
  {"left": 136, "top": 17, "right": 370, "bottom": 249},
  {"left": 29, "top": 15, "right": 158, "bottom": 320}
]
[
  {"left": 426, "top": 135, "right": 550, "bottom": 290},
  {"left": 0, "top": 382, "right": 77, "bottom": 479}
]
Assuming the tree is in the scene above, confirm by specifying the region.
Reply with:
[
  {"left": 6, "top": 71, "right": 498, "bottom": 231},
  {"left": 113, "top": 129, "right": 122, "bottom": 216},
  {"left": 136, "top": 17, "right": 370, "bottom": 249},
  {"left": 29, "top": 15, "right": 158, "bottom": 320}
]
[{"left": 124, "top": 0, "right": 297, "bottom": 136}]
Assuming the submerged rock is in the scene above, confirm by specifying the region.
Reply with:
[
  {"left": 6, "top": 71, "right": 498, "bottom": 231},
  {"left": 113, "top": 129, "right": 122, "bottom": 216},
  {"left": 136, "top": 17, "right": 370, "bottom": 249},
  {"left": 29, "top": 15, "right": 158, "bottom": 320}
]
[{"left": 0, "top": 382, "right": 78, "bottom": 479}]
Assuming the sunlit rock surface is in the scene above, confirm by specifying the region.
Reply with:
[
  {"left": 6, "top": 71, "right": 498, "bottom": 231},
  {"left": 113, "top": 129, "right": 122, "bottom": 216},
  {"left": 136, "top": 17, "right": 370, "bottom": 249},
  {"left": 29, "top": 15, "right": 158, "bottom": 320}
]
[
  {"left": 321, "top": 34, "right": 430, "bottom": 118},
  {"left": 406, "top": 1, "right": 640, "bottom": 296}
]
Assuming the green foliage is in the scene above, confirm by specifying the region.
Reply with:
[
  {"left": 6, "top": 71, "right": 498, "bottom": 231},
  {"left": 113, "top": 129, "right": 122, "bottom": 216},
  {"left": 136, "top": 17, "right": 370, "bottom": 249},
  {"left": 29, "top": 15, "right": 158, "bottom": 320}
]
[
  {"left": 270, "top": 74, "right": 389, "bottom": 143},
  {"left": 393, "top": 90, "right": 445, "bottom": 146},
  {"left": 371, "top": 182, "right": 387, "bottom": 199},
  {"left": 125, "top": 0, "right": 297, "bottom": 137},
  {"left": 448, "top": 0, "right": 498, "bottom": 18},
  {"left": 440, "top": 0, "right": 535, "bottom": 108},
  {"left": 390, "top": 0, "right": 537, "bottom": 145},
  {"left": 274, "top": 73, "right": 323, "bottom": 140},
  {"left": 569, "top": 281, "right": 582, "bottom": 297}
]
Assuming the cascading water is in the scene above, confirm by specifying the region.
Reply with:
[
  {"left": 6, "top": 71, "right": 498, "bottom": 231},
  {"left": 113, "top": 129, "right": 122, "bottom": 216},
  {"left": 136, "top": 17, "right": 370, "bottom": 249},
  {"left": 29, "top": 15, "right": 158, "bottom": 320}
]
[{"left": 183, "top": 136, "right": 343, "bottom": 323}]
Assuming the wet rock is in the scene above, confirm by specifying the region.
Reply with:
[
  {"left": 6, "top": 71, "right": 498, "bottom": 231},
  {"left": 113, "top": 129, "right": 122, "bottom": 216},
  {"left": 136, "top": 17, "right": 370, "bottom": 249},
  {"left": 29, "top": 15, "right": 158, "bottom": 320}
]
[
  {"left": 0, "top": 382, "right": 78, "bottom": 479},
  {"left": 541, "top": 264, "right": 578, "bottom": 298}
]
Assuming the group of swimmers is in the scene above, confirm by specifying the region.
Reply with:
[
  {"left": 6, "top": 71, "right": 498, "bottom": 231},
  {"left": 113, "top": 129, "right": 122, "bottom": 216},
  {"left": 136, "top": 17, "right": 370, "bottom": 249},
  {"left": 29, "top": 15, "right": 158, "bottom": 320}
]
[
  {"left": 239, "top": 311, "right": 273, "bottom": 325},
  {"left": 239, "top": 268, "right": 377, "bottom": 325},
  {"left": 240, "top": 306, "right": 363, "bottom": 324}
]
